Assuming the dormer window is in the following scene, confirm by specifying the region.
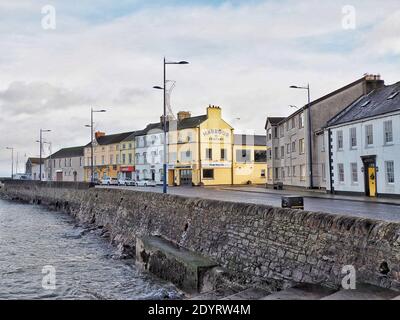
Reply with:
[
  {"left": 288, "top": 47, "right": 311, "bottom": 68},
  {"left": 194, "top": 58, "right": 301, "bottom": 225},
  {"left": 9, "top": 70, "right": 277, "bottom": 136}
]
[
  {"left": 387, "top": 92, "right": 399, "bottom": 100},
  {"left": 361, "top": 100, "right": 371, "bottom": 107}
]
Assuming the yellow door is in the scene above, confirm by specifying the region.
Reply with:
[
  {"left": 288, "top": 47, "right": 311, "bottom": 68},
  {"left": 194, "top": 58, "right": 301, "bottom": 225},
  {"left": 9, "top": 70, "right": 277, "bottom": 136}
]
[{"left": 368, "top": 167, "right": 377, "bottom": 197}]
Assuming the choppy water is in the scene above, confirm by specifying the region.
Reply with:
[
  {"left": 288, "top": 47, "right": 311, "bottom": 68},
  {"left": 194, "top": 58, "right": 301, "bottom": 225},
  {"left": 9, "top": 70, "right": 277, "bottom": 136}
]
[{"left": 0, "top": 199, "right": 181, "bottom": 300}]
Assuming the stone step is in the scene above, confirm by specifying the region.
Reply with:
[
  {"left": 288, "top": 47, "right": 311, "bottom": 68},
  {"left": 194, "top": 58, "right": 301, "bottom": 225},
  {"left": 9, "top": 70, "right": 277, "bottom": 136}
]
[
  {"left": 321, "top": 283, "right": 399, "bottom": 300},
  {"left": 220, "top": 288, "right": 270, "bottom": 300},
  {"left": 189, "top": 289, "right": 238, "bottom": 300},
  {"left": 260, "top": 284, "right": 336, "bottom": 300}
]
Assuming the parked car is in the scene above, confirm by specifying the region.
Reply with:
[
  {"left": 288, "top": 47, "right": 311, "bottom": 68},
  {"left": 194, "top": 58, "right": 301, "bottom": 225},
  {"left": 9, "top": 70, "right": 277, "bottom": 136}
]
[
  {"left": 100, "top": 177, "right": 118, "bottom": 185},
  {"left": 135, "top": 179, "right": 156, "bottom": 187},
  {"left": 118, "top": 178, "right": 136, "bottom": 186}
]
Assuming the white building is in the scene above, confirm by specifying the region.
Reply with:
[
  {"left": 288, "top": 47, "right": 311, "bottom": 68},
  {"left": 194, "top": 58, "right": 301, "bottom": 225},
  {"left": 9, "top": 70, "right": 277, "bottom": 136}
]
[
  {"left": 25, "top": 158, "right": 45, "bottom": 181},
  {"left": 45, "top": 146, "right": 85, "bottom": 182},
  {"left": 135, "top": 122, "right": 164, "bottom": 184},
  {"left": 325, "top": 81, "right": 400, "bottom": 197}
]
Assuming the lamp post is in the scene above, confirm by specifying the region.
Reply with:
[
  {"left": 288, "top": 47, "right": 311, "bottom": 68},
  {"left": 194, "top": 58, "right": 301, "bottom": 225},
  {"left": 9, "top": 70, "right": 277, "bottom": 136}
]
[
  {"left": 39, "top": 129, "right": 51, "bottom": 181},
  {"left": 37, "top": 140, "right": 51, "bottom": 181},
  {"left": 153, "top": 57, "right": 189, "bottom": 194},
  {"left": 290, "top": 84, "right": 313, "bottom": 189},
  {"left": 85, "top": 108, "right": 107, "bottom": 184},
  {"left": 6, "top": 147, "right": 14, "bottom": 179}
]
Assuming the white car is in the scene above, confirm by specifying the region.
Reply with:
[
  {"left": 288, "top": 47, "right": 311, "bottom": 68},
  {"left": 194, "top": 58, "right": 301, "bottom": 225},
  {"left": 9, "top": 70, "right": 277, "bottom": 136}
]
[
  {"left": 101, "top": 177, "right": 119, "bottom": 186},
  {"left": 118, "top": 178, "right": 136, "bottom": 186},
  {"left": 135, "top": 179, "right": 157, "bottom": 187}
]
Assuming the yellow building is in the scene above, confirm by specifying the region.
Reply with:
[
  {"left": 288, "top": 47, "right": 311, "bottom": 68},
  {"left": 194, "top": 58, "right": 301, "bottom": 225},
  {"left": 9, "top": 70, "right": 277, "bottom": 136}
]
[
  {"left": 233, "top": 135, "right": 267, "bottom": 185},
  {"left": 84, "top": 131, "right": 134, "bottom": 181},
  {"left": 119, "top": 133, "right": 136, "bottom": 179},
  {"left": 168, "top": 106, "right": 234, "bottom": 186}
]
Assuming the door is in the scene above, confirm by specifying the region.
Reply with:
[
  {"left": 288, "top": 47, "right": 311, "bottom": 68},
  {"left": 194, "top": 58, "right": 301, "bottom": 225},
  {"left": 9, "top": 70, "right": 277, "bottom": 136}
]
[
  {"left": 56, "top": 172, "right": 63, "bottom": 182},
  {"left": 180, "top": 170, "right": 192, "bottom": 186},
  {"left": 368, "top": 166, "right": 377, "bottom": 197},
  {"left": 151, "top": 170, "right": 155, "bottom": 181},
  {"left": 73, "top": 171, "right": 77, "bottom": 182}
]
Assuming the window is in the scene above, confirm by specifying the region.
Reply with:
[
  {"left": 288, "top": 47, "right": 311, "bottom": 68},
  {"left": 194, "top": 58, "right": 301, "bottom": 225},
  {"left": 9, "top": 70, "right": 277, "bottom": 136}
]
[
  {"left": 351, "top": 163, "right": 358, "bottom": 183},
  {"left": 122, "top": 144, "right": 126, "bottom": 149},
  {"left": 300, "top": 165, "right": 306, "bottom": 181},
  {"left": 299, "top": 139, "right": 305, "bottom": 154},
  {"left": 287, "top": 144, "right": 290, "bottom": 154},
  {"left": 267, "top": 128, "right": 272, "bottom": 141},
  {"left": 221, "top": 148, "right": 227, "bottom": 160},
  {"left": 281, "top": 146, "right": 284, "bottom": 159},
  {"left": 384, "top": 120, "right": 393, "bottom": 144},
  {"left": 279, "top": 126, "right": 284, "bottom": 137},
  {"left": 206, "top": 148, "right": 212, "bottom": 160},
  {"left": 181, "top": 151, "right": 192, "bottom": 161},
  {"left": 292, "top": 166, "right": 296, "bottom": 177},
  {"left": 282, "top": 168, "right": 285, "bottom": 179},
  {"left": 267, "top": 149, "right": 272, "bottom": 160},
  {"left": 236, "top": 149, "right": 251, "bottom": 163},
  {"left": 128, "top": 153, "right": 132, "bottom": 164},
  {"left": 338, "top": 164, "right": 344, "bottom": 182},
  {"left": 291, "top": 141, "right": 296, "bottom": 153},
  {"left": 143, "top": 152, "right": 147, "bottom": 164},
  {"left": 116, "top": 154, "right": 119, "bottom": 164},
  {"left": 299, "top": 113, "right": 304, "bottom": 128},
  {"left": 203, "top": 169, "right": 214, "bottom": 179},
  {"left": 385, "top": 161, "right": 395, "bottom": 184},
  {"left": 291, "top": 117, "right": 296, "bottom": 129},
  {"left": 321, "top": 134, "right": 325, "bottom": 152},
  {"left": 275, "top": 168, "right": 279, "bottom": 179},
  {"left": 101, "top": 156, "right": 105, "bottom": 165},
  {"left": 366, "top": 124, "right": 373, "bottom": 146},
  {"left": 274, "top": 127, "right": 278, "bottom": 138},
  {"left": 287, "top": 166, "right": 291, "bottom": 177},
  {"left": 274, "top": 147, "right": 279, "bottom": 160},
  {"left": 261, "top": 169, "right": 266, "bottom": 178},
  {"left": 122, "top": 154, "right": 126, "bottom": 164},
  {"left": 268, "top": 168, "right": 272, "bottom": 180},
  {"left": 337, "top": 130, "right": 343, "bottom": 150},
  {"left": 350, "top": 127, "right": 357, "bottom": 148},
  {"left": 110, "top": 155, "right": 114, "bottom": 164},
  {"left": 254, "top": 150, "right": 267, "bottom": 163}
]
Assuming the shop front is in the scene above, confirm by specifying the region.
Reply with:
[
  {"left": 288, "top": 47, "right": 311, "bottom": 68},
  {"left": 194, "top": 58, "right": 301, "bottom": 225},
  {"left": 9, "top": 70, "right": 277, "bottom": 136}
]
[{"left": 120, "top": 165, "right": 135, "bottom": 179}]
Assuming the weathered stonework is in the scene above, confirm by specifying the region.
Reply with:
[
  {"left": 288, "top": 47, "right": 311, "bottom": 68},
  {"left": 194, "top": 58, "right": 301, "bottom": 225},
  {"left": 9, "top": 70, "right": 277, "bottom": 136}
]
[{"left": 2, "top": 180, "right": 400, "bottom": 291}]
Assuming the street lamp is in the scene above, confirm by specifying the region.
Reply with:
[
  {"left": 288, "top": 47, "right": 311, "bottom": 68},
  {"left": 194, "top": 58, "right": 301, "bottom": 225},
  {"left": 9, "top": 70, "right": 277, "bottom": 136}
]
[
  {"left": 39, "top": 129, "right": 51, "bottom": 181},
  {"left": 290, "top": 83, "right": 313, "bottom": 189},
  {"left": 5, "top": 147, "right": 14, "bottom": 179},
  {"left": 85, "top": 108, "right": 107, "bottom": 184},
  {"left": 153, "top": 57, "right": 189, "bottom": 194},
  {"left": 37, "top": 140, "right": 52, "bottom": 181}
]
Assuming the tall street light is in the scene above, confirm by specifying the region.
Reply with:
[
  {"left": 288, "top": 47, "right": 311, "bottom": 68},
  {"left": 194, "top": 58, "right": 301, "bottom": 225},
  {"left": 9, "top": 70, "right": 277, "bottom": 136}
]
[
  {"left": 39, "top": 129, "right": 51, "bottom": 181},
  {"left": 5, "top": 147, "right": 14, "bottom": 179},
  {"left": 37, "top": 140, "right": 51, "bottom": 181},
  {"left": 85, "top": 108, "right": 107, "bottom": 184},
  {"left": 153, "top": 57, "right": 189, "bottom": 194},
  {"left": 290, "top": 84, "right": 313, "bottom": 189}
]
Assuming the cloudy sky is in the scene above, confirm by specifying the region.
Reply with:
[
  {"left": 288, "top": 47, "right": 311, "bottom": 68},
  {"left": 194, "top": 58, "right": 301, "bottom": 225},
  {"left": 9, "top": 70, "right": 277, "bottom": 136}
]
[{"left": 0, "top": 0, "right": 399, "bottom": 176}]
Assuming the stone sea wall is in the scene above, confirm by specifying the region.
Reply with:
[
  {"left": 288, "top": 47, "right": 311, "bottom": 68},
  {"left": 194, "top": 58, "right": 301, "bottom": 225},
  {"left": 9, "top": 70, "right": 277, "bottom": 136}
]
[{"left": 2, "top": 180, "right": 400, "bottom": 291}]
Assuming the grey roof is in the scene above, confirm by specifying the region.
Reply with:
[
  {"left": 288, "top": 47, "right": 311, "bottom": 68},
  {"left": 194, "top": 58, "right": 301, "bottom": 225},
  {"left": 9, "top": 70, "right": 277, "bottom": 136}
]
[
  {"left": 48, "top": 146, "right": 84, "bottom": 159},
  {"left": 177, "top": 115, "right": 208, "bottom": 129},
  {"left": 86, "top": 131, "right": 135, "bottom": 147},
  {"left": 265, "top": 117, "right": 286, "bottom": 129},
  {"left": 27, "top": 157, "right": 44, "bottom": 165},
  {"left": 327, "top": 82, "right": 400, "bottom": 127},
  {"left": 234, "top": 134, "right": 266, "bottom": 146}
]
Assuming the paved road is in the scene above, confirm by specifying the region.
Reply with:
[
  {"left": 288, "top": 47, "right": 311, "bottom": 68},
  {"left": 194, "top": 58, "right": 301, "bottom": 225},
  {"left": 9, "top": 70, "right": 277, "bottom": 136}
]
[{"left": 97, "top": 185, "right": 400, "bottom": 222}]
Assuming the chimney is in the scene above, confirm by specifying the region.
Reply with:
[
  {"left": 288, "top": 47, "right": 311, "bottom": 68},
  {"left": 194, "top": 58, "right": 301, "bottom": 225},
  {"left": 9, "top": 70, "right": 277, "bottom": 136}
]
[
  {"left": 364, "top": 73, "right": 385, "bottom": 93},
  {"left": 206, "top": 105, "right": 222, "bottom": 118},
  {"left": 95, "top": 131, "right": 105, "bottom": 139},
  {"left": 177, "top": 111, "right": 191, "bottom": 121}
]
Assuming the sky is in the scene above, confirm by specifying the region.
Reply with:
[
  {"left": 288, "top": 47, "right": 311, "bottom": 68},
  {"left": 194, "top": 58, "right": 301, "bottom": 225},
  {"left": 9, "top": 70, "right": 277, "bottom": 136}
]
[{"left": 0, "top": 0, "right": 399, "bottom": 176}]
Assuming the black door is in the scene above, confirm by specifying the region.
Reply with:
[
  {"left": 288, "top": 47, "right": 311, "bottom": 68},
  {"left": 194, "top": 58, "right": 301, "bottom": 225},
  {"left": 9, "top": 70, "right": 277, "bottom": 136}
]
[
  {"left": 151, "top": 170, "right": 155, "bottom": 181},
  {"left": 180, "top": 170, "right": 192, "bottom": 186}
]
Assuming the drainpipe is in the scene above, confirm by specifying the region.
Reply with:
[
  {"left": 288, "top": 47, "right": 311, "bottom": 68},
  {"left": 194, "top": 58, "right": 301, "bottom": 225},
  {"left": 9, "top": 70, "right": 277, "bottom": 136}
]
[
  {"left": 307, "top": 85, "right": 314, "bottom": 189},
  {"left": 327, "top": 128, "right": 334, "bottom": 194}
]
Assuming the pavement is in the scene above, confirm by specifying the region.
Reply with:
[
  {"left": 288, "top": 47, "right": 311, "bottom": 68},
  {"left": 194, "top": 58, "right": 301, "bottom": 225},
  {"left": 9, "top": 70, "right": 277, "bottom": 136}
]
[{"left": 97, "top": 185, "right": 400, "bottom": 222}]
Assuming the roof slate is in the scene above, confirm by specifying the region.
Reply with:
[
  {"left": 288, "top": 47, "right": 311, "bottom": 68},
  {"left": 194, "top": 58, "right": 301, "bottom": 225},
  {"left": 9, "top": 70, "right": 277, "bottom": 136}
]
[
  {"left": 327, "top": 82, "right": 400, "bottom": 127},
  {"left": 49, "top": 146, "right": 84, "bottom": 159}
]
